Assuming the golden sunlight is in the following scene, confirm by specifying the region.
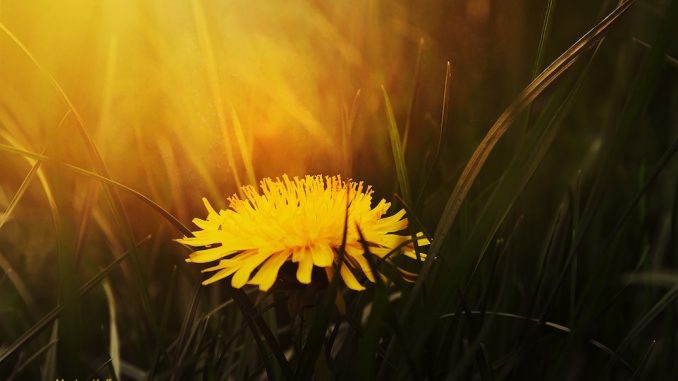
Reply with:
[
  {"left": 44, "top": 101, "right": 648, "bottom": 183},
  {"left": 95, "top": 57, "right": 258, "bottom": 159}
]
[{"left": 1, "top": 1, "right": 412, "bottom": 208}]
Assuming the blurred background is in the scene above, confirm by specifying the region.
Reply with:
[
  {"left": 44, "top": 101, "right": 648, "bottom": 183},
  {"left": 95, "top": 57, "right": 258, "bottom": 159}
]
[
  {"left": 1, "top": 0, "right": 677, "bottom": 379},
  {"left": 0, "top": 0, "right": 538, "bottom": 199}
]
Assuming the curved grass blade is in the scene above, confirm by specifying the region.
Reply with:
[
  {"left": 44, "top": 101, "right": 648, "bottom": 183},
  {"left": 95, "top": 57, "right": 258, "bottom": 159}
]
[
  {"left": 0, "top": 236, "right": 150, "bottom": 366},
  {"left": 605, "top": 283, "right": 678, "bottom": 372},
  {"left": 0, "top": 250, "right": 38, "bottom": 319},
  {"left": 0, "top": 109, "right": 68, "bottom": 234},
  {"left": 537, "top": 135, "right": 678, "bottom": 363},
  {"left": 405, "top": 0, "right": 636, "bottom": 317},
  {"left": 0, "top": 129, "right": 59, "bottom": 226},
  {"left": 0, "top": 154, "right": 43, "bottom": 232},
  {"left": 438, "top": 310, "right": 633, "bottom": 372},
  {"left": 522, "top": 0, "right": 558, "bottom": 134},
  {"left": 430, "top": 0, "right": 633, "bottom": 251},
  {"left": 0, "top": 147, "right": 295, "bottom": 379},
  {"left": 7, "top": 337, "right": 57, "bottom": 381},
  {"left": 0, "top": 23, "right": 89, "bottom": 135},
  {"left": 173, "top": 285, "right": 202, "bottom": 376},
  {"left": 1, "top": 20, "right": 159, "bottom": 337},
  {"left": 0, "top": 144, "right": 191, "bottom": 236},
  {"left": 230, "top": 289, "right": 292, "bottom": 380},
  {"left": 543, "top": 0, "right": 678, "bottom": 331}
]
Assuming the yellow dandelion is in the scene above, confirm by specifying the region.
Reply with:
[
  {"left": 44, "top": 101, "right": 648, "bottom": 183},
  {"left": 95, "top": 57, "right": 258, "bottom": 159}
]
[{"left": 176, "top": 174, "right": 429, "bottom": 291}]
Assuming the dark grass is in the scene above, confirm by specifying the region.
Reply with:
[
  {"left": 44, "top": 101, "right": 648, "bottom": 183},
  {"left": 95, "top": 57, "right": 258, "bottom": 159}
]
[{"left": 1, "top": 0, "right": 678, "bottom": 380}]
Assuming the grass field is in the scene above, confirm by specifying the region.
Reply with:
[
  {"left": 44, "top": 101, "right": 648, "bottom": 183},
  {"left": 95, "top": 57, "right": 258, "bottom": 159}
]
[{"left": 1, "top": 0, "right": 677, "bottom": 379}]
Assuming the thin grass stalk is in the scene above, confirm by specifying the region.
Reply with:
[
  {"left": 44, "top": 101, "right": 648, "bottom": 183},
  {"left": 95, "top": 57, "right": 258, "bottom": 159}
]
[{"left": 382, "top": 85, "right": 412, "bottom": 204}]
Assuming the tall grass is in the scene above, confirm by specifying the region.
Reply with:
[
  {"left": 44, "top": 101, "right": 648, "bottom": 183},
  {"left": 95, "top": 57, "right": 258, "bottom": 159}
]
[{"left": 1, "top": 0, "right": 677, "bottom": 379}]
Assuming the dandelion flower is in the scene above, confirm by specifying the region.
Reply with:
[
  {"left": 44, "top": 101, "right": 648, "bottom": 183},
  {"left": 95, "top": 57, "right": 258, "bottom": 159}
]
[{"left": 177, "top": 175, "right": 429, "bottom": 291}]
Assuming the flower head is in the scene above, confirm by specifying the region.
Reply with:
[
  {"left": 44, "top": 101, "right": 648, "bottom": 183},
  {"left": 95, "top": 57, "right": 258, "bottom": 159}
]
[{"left": 177, "top": 174, "right": 428, "bottom": 291}]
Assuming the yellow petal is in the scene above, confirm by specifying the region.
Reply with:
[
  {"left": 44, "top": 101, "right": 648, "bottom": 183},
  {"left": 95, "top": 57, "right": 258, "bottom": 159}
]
[
  {"left": 192, "top": 217, "right": 218, "bottom": 231},
  {"left": 202, "top": 266, "right": 239, "bottom": 285},
  {"left": 311, "top": 244, "right": 334, "bottom": 267},
  {"left": 178, "top": 229, "right": 230, "bottom": 247},
  {"left": 415, "top": 232, "right": 431, "bottom": 246},
  {"left": 374, "top": 209, "right": 407, "bottom": 231},
  {"left": 403, "top": 247, "right": 427, "bottom": 260},
  {"left": 379, "top": 234, "right": 408, "bottom": 248},
  {"left": 348, "top": 253, "right": 375, "bottom": 282},
  {"left": 340, "top": 264, "right": 365, "bottom": 291},
  {"left": 369, "top": 247, "right": 391, "bottom": 258},
  {"left": 231, "top": 251, "right": 272, "bottom": 288},
  {"left": 250, "top": 251, "right": 291, "bottom": 291},
  {"left": 186, "top": 245, "right": 235, "bottom": 263},
  {"left": 175, "top": 235, "right": 215, "bottom": 247},
  {"left": 203, "top": 197, "right": 218, "bottom": 219},
  {"left": 201, "top": 259, "right": 238, "bottom": 272},
  {"left": 296, "top": 249, "right": 314, "bottom": 284}
]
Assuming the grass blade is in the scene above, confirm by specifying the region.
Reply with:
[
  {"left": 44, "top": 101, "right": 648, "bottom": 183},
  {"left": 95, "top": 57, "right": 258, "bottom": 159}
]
[
  {"left": 542, "top": 0, "right": 678, "bottom": 330},
  {"left": 402, "top": 37, "right": 425, "bottom": 153},
  {"left": 230, "top": 289, "right": 291, "bottom": 380},
  {"left": 430, "top": 0, "right": 634, "bottom": 253},
  {"left": 73, "top": 181, "right": 99, "bottom": 267},
  {"left": 606, "top": 284, "right": 678, "bottom": 371},
  {"left": 41, "top": 322, "right": 59, "bottom": 381},
  {"left": 0, "top": 156, "right": 43, "bottom": 232},
  {"left": 522, "top": 0, "right": 558, "bottom": 134},
  {"left": 629, "top": 340, "right": 656, "bottom": 381},
  {"left": 102, "top": 280, "right": 121, "bottom": 381},
  {"left": 294, "top": 276, "right": 338, "bottom": 381},
  {"left": 382, "top": 85, "right": 412, "bottom": 204},
  {"left": 0, "top": 250, "right": 38, "bottom": 319},
  {"left": 0, "top": 144, "right": 191, "bottom": 236},
  {"left": 404, "top": 0, "right": 636, "bottom": 318},
  {"left": 1, "top": 20, "right": 163, "bottom": 341},
  {"left": 7, "top": 336, "right": 57, "bottom": 381},
  {"left": 0, "top": 236, "right": 150, "bottom": 366},
  {"left": 438, "top": 310, "right": 634, "bottom": 372},
  {"left": 295, "top": 185, "right": 353, "bottom": 380},
  {"left": 231, "top": 107, "right": 257, "bottom": 186},
  {"left": 416, "top": 61, "right": 452, "bottom": 207}
]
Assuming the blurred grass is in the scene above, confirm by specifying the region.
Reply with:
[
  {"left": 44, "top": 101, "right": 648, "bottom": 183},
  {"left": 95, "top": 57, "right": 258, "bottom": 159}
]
[{"left": 1, "top": 0, "right": 677, "bottom": 379}]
